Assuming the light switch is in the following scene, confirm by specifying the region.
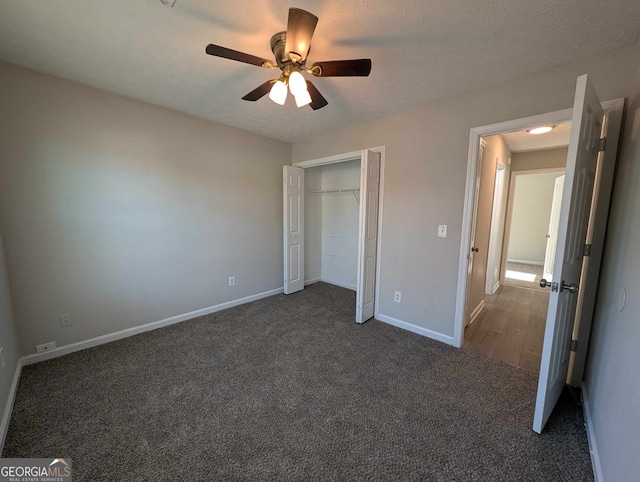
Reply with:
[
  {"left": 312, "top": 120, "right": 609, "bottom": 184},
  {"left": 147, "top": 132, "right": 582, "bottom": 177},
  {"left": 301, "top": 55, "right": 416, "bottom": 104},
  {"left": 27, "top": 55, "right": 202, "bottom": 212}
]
[{"left": 438, "top": 225, "right": 447, "bottom": 238}]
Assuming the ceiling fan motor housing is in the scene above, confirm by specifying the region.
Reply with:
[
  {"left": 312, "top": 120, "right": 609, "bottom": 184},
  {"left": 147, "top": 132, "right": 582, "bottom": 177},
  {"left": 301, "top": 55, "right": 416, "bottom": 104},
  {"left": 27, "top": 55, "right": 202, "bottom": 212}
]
[{"left": 270, "top": 32, "right": 289, "bottom": 66}]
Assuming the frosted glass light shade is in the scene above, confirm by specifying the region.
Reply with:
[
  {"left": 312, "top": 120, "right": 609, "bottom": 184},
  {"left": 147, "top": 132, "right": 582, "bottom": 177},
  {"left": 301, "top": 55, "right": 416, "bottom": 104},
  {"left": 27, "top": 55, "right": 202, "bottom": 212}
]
[
  {"left": 294, "top": 89, "right": 312, "bottom": 108},
  {"left": 269, "top": 80, "right": 287, "bottom": 105},
  {"left": 288, "top": 71, "right": 308, "bottom": 97}
]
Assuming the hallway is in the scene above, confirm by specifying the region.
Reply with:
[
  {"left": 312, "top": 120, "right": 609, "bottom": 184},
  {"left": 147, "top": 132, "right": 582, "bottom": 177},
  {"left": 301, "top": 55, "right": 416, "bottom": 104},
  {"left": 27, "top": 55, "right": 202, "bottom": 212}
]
[{"left": 464, "top": 285, "right": 549, "bottom": 373}]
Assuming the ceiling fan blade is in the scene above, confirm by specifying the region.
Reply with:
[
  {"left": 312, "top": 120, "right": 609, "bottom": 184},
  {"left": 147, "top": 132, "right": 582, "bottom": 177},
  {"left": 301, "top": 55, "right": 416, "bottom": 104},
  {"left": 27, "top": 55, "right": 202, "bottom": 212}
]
[
  {"left": 306, "top": 81, "right": 328, "bottom": 110},
  {"left": 311, "top": 59, "right": 372, "bottom": 77},
  {"left": 205, "top": 44, "right": 271, "bottom": 67},
  {"left": 284, "top": 8, "right": 318, "bottom": 62},
  {"left": 242, "top": 80, "right": 277, "bottom": 101}
]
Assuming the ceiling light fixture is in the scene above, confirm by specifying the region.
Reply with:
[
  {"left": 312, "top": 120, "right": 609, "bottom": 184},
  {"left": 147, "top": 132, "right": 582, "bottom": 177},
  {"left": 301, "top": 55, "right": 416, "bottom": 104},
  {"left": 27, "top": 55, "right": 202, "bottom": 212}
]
[
  {"left": 288, "top": 70, "right": 311, "bottom": 107},
  {"left": 268, "top": 80, "right": 288, "bottom": 105},
  {"left": 294, "top": 88, "right": 312, "bottom": 108},
  {"left": 528, "top": 125, "right": 555, "bottom": 135}
]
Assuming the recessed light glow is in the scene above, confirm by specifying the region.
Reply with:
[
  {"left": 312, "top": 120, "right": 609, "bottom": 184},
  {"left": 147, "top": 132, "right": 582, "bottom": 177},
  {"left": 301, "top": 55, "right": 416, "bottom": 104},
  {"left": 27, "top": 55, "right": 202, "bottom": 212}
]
[{"left": 528, "top": 125, "right": 555, "bottom": 135}]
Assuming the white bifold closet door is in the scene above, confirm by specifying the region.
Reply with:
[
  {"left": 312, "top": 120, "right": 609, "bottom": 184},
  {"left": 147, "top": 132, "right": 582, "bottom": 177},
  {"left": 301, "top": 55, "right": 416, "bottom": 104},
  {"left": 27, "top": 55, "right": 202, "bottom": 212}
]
[
  {"left": 283, "top": 166, "right": 304, "bottom": 295},
  {"left": 533, "top": 75, "right": 605, "bottom": 433},
  {"left": 356, "top": 150, "right": 381, "bottom": 323}
]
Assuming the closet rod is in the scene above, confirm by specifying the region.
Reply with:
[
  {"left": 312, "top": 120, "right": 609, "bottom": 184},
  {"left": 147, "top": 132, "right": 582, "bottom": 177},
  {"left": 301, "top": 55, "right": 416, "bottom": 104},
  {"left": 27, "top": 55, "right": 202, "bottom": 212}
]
[{"left": 311, "top": 188, "right": 360, "bottom": 194}]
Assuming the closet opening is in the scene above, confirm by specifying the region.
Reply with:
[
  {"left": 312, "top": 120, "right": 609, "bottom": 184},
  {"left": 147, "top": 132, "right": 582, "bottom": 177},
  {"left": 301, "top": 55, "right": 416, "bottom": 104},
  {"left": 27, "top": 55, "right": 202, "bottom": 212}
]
[{"left": 283, "top": 148, "right": 385, "bottom": 324}]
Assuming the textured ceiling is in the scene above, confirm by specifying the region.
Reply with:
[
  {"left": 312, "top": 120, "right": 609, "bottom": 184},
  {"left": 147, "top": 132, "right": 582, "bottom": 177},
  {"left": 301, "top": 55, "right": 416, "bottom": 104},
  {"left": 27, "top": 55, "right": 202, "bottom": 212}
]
[
  {"left": 0, "top": 1, "right": 639, "bottom": 143},
  {"left": 502, "top": 121, "right": 572, "bottom": 152}
]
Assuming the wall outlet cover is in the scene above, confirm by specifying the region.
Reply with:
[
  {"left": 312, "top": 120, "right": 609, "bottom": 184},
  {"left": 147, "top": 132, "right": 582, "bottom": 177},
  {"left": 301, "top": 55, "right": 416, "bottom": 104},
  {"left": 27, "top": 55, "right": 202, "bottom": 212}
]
[
  {"left": 394, "top": 291, "right": 402, "bottom": 303},
  {"left": 59, "top": 313, "right": 73, "bottom": 328},
  {"left": 438, "top": 225, "right": 447, "bottom": 238},
  {"left": 229, "top": 276, "right": 236, "bottom": 287},
  {"left": 36, "top": 342, "right": 56, "bottom": 354}
]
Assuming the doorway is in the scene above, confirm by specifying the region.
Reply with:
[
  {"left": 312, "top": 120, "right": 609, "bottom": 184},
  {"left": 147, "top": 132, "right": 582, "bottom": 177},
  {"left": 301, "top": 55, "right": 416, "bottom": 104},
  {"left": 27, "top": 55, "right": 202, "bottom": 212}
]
[
  {"left": 454, "top": 76, "right": 624, "bottom": 433},
  {"left": 283, "top": 147, "right": 385, "bottom": 324},
  {"left": 463, "top": 130, "right": 569, "bottom": 373}
]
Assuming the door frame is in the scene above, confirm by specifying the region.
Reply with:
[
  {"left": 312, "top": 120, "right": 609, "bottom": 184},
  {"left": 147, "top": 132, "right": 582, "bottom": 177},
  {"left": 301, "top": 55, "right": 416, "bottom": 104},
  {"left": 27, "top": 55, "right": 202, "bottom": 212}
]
[
  {"left": 453, "top": 99, "right": 624, "bottom": 353},
  {"left": 500, "top": 167, "right": 566, "bottom": 287},
  {"left": 293, "top": 146, "right": 386, "bottom": 319}
]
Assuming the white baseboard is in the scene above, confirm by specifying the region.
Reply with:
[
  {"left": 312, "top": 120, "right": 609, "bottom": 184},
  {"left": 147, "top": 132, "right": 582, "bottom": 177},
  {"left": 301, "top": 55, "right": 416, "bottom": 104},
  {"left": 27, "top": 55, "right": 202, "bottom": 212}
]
[
  {"left": 304, "top": 278, "right": 321, "bottom": 286},
  {"left": 22, "top": 287, "right": 284, "bottom": 366},
  {"left": 506, "top": 259, "right": 544, "bottom": 266},
  {"left": 376, "top": 313, "right": 454, "bottom": 346},
  {"left": 582, "top": 382, "right": 604, "bottom": 482},
  {"left": 468, "top": 300, "right": 485, "bottom": 325},
  {"left": 0, "top": 358, "right": 23, "bottom": 453},
  {"left": 320, "top": 278, "right": 356, "bottom": 291},
  {"left": 490, "top": 280, "right": 500, "bottom": 295}
]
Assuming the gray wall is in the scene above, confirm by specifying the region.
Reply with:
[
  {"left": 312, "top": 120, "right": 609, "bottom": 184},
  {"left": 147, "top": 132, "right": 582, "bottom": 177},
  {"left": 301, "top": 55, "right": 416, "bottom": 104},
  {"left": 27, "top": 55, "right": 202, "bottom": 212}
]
[
  {"left": 0, "top": 62, "right": 291, "bottom": 354},
  {"left": 585, "top": 42, "right": 640, "bottom": 481},
  {"left": 511, "top": 147, "right": 568, "bottom": 171},
  {"left": 0, "top": 228, "right": 20, "bottom": 448},
  {"left": 292, "top": 45, "right": 637, "bottom": 338}
]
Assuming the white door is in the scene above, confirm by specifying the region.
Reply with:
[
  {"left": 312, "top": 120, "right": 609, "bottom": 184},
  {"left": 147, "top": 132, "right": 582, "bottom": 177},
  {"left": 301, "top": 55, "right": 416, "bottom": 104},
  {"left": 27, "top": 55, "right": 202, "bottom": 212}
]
[
  {"left": 356, "top": 150, "right": 380, "bottom": 323},
  {"left": 485, "top": 163, "right": 506, "bottom": 294},
  {"left": 464, "top": 139, "right": 486, "bottom": 326},
  {"left": 283, "top": 166, "right": 304, "bottom": 295},
  {"left": 533, "top": 75, "right": 605, "bottom": 433},
  {"left": 542, "top": 174, "right": 565, "bottom": 281}
]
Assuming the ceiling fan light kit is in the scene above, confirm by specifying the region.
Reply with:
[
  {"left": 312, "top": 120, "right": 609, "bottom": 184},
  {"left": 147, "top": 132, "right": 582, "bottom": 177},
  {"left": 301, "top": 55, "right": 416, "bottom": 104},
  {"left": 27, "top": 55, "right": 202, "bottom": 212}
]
[{"left": 205, "top": 8, "right": 372, "bottom": 110}]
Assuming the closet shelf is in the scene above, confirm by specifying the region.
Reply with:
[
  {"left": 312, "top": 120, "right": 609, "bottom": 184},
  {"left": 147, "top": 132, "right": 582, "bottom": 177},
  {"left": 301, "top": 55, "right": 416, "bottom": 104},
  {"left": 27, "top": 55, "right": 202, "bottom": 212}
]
[
  {"left": 312, "top": 188, "right": 360, "bottom": 204},
  {"left": 311, "top": 188, "right": 360, "bottom": 194}
]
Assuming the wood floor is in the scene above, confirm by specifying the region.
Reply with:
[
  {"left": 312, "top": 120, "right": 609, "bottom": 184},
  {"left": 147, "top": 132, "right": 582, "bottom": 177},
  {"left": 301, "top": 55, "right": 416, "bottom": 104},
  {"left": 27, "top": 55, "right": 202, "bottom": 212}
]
[{"left": 464, "top": 285, "right": 549, "bottom": 373}]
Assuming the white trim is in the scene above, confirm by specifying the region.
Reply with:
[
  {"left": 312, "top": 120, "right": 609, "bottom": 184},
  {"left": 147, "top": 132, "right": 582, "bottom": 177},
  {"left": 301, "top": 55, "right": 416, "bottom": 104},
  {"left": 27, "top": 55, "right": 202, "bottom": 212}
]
[
  {"left": 453, "top": 99, "right": 621, "bottom": 348},
  {"left": 582, "top": 382, "right": 604, "bottom": 482},
  {"left": 320, "top": 278, "right": 356, "bottom": 291},
  {"left": 304, "top": 278, "right": 321, "bottom": 286},
  {"left": 0, "top": 357, "right": 23, "bottom": 453},
  {"left": 376, "top": 314, "right": 454, "bottom": 346},
  {"left": 293, "top": 150, "right": 362, "bottom": 168},
  {"left": 491, "top": 280, "right": 501, "bottom": 295},
  {"left": 22, "top": 287, "right": 283, "bottom": 366},
  {"left": 293, "top": 145, "right": 386, "bottom": 322},
  {"left": 507, "top": 259, "right": 544, "bottom": 266},
  {"left": 468, "top": 300, "right": 485, "bottom": 325}
]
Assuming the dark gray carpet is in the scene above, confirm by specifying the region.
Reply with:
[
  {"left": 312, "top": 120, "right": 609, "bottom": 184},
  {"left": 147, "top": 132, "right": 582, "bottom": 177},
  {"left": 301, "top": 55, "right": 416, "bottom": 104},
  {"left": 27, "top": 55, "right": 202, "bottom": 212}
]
[{"left": 3, "top": 282, "right": 592, "bottom": 481}]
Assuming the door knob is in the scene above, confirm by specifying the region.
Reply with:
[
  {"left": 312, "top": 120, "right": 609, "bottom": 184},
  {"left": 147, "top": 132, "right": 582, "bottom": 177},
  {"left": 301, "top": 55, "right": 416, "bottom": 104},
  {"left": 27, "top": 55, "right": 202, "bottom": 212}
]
[
  {"left": 560, "top": 280, "right": 579, "bottom": 294},
  {"left": 471, "top": 247, "right": 479, "bottom": 253},
  {"left": 540, "top": 278, "right": 552, "bottom": 288}
]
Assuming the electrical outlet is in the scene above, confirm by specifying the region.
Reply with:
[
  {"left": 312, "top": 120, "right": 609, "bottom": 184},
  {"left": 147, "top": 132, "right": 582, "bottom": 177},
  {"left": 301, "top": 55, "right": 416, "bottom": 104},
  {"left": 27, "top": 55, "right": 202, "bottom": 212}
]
[
  {"left": 0, "top": 347, "right": 5, "bottom": 369},
  {"left": 394, "top": 291, "right": 402, "bottom": 303},
  {"left": 59, "top": 313, "right": 73, "bottom": 328},
  {"left": 438, "top": 225, "right": 447, "bottom": 238},
  {"left": 228, "top": 276, "right": 236, "bottom": 287},
  {"left": 36, "top": 342, "right": 56, "bottom": 354}
]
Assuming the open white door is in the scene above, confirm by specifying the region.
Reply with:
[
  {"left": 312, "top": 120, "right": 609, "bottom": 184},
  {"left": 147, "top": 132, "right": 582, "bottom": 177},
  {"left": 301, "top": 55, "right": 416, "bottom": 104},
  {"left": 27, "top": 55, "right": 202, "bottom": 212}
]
[
  {"left": 464, "top": 139, "right": 486, "bottom": 326},
  {"left": 533, "top": 75, "right": 605, "bottom": 433},
  {"left": 542, "top": 174, "right": 565, "bottom": 281},
  {"left": 283, "top": 166, "right": 304, "bottom": 295},
  {"left": 356, "top": 150, "right": 380, "bottom": 323}
]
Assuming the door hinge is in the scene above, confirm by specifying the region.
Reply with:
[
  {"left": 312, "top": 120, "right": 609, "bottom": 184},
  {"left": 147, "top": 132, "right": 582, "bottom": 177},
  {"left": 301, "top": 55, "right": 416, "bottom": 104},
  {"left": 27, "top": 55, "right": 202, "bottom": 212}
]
[
  {"left": 570, "top": 339, "right": 578, "bottom": 352},
  {"left": 598, "top": 137, "right": 607, "bottom": 152},
  {"left": 583, "top": 244, "right": 592, "bottom": 257}
]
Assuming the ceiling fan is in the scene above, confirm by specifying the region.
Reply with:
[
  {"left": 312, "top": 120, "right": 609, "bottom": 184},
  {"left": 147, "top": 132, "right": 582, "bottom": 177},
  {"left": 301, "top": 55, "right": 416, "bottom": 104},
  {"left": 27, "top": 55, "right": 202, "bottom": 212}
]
[{"left": 205, "top": 8, "right": 372, "bottom": 110}]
